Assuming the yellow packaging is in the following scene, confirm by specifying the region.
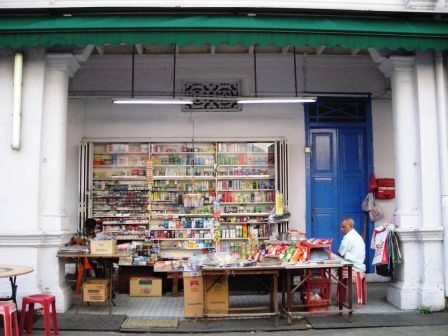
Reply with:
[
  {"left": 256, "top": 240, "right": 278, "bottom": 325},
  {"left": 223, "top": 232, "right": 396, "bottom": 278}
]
[{"left": 275, "top": 192, "right": 284, "bottom": 216}]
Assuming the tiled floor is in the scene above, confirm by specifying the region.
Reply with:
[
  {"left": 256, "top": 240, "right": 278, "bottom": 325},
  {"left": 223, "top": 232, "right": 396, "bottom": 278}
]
[{"left": 67, "top": 282, "right": 404, "bottom": 318}]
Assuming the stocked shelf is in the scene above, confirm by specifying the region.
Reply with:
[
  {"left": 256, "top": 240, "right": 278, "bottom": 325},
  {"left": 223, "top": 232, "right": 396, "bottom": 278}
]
[
  {"left": 153, "top": 176, "right": 215, "bottom": 180},
  {"left": 217, "top": 175, "right": 274, "bottom": 179},
  {"left": 220, "top": 213, "right": 271, "bottom": 216},
  {"left": 93, "top": 177, "right": 147, "bottom": 181}
]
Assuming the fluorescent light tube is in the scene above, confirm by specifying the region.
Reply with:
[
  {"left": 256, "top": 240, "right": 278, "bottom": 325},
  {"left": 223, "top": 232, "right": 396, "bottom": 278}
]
[
  {"left": 12, "top": 52, "right": 23, "bottom": 150},
  {"left": 113, "top": 98, "right": 193, "bottom": 105},
  {"left": 237, "top": 97, "right": 316, "bottom": 104}
]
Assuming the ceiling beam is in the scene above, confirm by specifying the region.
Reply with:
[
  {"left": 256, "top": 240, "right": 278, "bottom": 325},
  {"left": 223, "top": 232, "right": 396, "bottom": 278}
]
[
  {"left": 96, "top": 46, "right": 104, "bottom": 56},
  {"left": 368, "top": 47, "right": 386, "bottom": 63},
  {"left": 350, "top": 48, "right": 361, "bottom": 56},
  {"left": 135, "top": 43, "right": 144, "bottom": 55},
  {"left": 315, "top": 45, "right": 326, "bottom": 55},
  {"left": 74, "top": 44, "right": 95, "bottom": 62},
  {"left": 281, "top": 45, "right": 291, "bottom": 55}
]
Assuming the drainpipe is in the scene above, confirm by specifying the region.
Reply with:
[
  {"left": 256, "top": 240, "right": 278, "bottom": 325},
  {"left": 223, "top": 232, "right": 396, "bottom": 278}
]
[
  {"left": 435, "top": 51, "right": 448, "bottom": 297},
  {"left": 11, "top": 52, "right": 23, "bottom": 150}
]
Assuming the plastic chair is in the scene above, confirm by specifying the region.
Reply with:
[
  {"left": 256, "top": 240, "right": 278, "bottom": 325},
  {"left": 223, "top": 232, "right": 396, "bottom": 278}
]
[
  {"left": 0, "top": 302, "right": 20, "bottom": 336},
  {"left": 336, "top": 269, "right": 367, "bottom": 305},
  {"left": 19, "top": 294, "right": 58, "bottom": 336}
]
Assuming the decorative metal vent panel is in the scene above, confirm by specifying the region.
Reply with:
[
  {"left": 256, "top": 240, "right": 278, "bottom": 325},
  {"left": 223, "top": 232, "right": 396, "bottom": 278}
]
[
  {"left": 181, "top": 80, "right": 242, "bottom": 112},
  {"left": 308, "top": 98, "right": 368, "bottom": 123}
]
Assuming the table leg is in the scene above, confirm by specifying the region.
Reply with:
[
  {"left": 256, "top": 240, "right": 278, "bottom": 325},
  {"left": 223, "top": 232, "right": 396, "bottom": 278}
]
[
  {"left": 273, "top": 273, "right": 279, "bottom": 327},
  {"left": 286, "top": 270, "right": 292, "bottom": 325},
  {"left": 337, "top": 267, "right": 343, "bottom": 315},
  {"left": 281, "top": 270, "right": 286, "bottom": 310},
  {"left": 172, "top": 272, "right": 179, "bottom": 297},
  {"left": 348, "top": 266, "right": 353, "bottom": 321}
]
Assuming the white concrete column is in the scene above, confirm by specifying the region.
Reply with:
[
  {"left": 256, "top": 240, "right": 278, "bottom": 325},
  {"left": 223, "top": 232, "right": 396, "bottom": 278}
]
[
  {"left": 40, "top": 54, "right": 79, "bottom": 233},
  {"left": 39, "top": 54, "right": 79, "bottom": 311},
  {"left": 414, "top": 52, "right": 445, "bottom": 310},
  {"left": 378, "top": 56, "right": 421, "bottom": 309}
]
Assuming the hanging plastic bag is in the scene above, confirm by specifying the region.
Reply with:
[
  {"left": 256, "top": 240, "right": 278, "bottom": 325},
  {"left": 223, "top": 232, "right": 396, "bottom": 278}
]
[
  {"left": 371, "top": 225, "right": 390, "bottom": 265},
  {"left": 361, "top": 192, "right": 375, "bottom": 212},
  {"left": 369, "top": 201, "right": 384, "bottom": 222}
]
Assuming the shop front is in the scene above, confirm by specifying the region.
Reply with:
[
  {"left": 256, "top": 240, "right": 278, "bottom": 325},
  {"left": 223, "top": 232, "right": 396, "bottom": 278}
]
[{"left": 0, "top": 7, "right": 447, "bottom": 315}]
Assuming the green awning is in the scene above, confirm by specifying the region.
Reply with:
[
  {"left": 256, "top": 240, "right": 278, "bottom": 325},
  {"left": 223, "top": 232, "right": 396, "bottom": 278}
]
[{"left": 0, "top": 15, "right": 447, "bottom": 51}]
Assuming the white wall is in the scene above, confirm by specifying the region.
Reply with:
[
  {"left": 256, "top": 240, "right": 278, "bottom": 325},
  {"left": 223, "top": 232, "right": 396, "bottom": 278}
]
[
  {"left": 75, "top": 100, "right": 307, "bottom": 231},
  {"left": 372, "top": 98, "right": 396, "bottom": 226},
  {"left": 2, "top": 0, "right": 446, "bottom": 12},
  {"left": 66, "top": 53, "right": 395, "bottom": 236}
]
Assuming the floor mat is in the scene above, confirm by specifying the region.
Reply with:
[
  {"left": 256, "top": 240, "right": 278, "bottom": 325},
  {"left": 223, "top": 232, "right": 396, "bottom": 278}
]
[
  {"left": 33, "top": 313, "right": 127, "bottom": 331},
  {"left": 121, "top": 317, "right": 179, "bottom": 330},
  {"left": 121, "top": 318, "right": 309, "bottom": 333},
  {"left": 306, "top": 312, "right": 448, "bottom": 329}
]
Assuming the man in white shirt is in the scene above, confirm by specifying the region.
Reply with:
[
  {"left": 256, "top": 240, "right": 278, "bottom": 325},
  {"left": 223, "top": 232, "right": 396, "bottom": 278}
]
[{"left": 337, "top": 216, "right": 366, "bottom": 273}]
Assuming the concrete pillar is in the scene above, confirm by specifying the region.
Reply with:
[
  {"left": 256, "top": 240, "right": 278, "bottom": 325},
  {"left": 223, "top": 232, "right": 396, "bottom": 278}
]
[
  {"left": 414, "top": 52, "right": 444, "bottom": 310},
  {"left": 40, "top": 54, "right": 80, "bottom": 233},
  {"left": 39, "top": 54, "right": 80, "bottom": 311},
  {"left": 378, "top": 56, "right": 421, "bottom": 309}
]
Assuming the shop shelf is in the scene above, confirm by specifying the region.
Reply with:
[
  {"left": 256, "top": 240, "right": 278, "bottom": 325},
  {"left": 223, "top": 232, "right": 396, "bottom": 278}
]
[
  {"left": 150, "top": 152, "right": 215, "bottom": 155},
  {"left": 150, "top": 238, "right": 213, "bottom": 241},
  {"left": 152, "top": 164, "right": 215, "bottom": 167},
  {"left": 93, "top": 177, "right": 147, "bottom": 181},
  {"left": 220, "top": 222, "right": 268, "bottom": 224},
  {"left": 94, "top": 151, "right": 149, "bottom": 155},
  {"left": 217, "top": 164, "right": 274, "bottom": 167},
  {"left": 220, "top": 213, "right": 270, "bottom": 216},
  {"left": 217, "top": 152, "right": 271, "bottom": 154},
  {"left": 220, "top": 202, "right": 275, "bottom": 205},
  {"left": 217, "top": 189, "right": 276, "bottom": 192},
  {"left": 153, "top": 176, "right": 215, "bottom": 180},
  {"left": 149, "top": 228, "right": 212, "bottom": 231},
  {"left": 217, "top": 176, "right": 274, "bottom": 179},
  {"left": 93, "top": 165, "right": 146, "bottom": 168}
]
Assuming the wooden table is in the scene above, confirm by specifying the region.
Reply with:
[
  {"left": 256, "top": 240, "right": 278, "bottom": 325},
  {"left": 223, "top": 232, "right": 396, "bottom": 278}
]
[
  {"left": 201, "top": 265, "right": 281, "bottom": 326},
  {"left": 57, "top": 252, "right": 131, "bottom": 310},
  {"left": 0, "top": 265, "right": 34, "bottom": 308},
  {"left": 282, "top": 261, "right": 353, "bottom": 324}
]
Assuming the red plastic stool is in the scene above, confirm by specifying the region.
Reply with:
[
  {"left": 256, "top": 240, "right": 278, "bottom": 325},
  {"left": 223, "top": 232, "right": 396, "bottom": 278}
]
[
  {"left": 0, "top": 302, "right": 19, "bottom": 336},
  {"left": 19, "top": 295, "right": 58, "bottom": 336},
  {"left": 336, "top": 269, "right": 367, "bottom": 305}
]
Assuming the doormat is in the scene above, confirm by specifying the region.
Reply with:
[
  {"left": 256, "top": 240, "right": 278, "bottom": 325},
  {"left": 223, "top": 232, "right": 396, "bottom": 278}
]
[
  {"left": 33, "top": 313, "right": 127, "bottom": 331},
  {"left": 306, "top": 312, "right": 448, "bottom": 329},
  {"left": 121, "top": 318, "right": 179, "bottom": 331}
]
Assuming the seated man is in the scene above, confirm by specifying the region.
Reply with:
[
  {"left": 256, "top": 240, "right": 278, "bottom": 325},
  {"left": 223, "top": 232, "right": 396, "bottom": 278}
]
[
  {"left": 336, "top": 216, "right": 367, "bottom": 305},
  {"left": 337, "top": 216, "right": 366, "bottom": 273}
]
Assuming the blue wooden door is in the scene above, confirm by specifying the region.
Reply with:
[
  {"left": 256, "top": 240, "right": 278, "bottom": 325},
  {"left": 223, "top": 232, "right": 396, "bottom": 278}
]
[{"left": 309, "top": 128, "right": 367, "bottom": 252}]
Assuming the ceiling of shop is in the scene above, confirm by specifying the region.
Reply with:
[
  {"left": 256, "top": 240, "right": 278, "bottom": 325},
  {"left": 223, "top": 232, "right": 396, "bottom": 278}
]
[{"left": 48, "top": 44, "right": 373, "bottom": 56}]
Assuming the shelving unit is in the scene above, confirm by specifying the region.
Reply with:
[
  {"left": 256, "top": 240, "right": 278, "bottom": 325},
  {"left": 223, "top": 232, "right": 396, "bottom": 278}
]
[
  {"left": 82, "top": 140, "right": 284, "bottom": 260},
  {"left": 90, "top": 142, "right": 150, "bottom": 242}
]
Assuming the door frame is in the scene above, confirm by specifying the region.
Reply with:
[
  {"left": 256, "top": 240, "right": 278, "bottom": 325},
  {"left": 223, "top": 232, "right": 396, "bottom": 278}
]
[{"left": 305, "top": 96, "right": 375, "bottom": 271}]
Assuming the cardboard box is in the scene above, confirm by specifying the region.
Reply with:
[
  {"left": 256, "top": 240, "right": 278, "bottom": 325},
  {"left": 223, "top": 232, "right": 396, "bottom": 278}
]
[
  {"left": 129, "top": 277, "right": 162, "bottom": 297},
  {"left": 90, "top": 240, "right": 117, "bottom": 255},
  {"left": 83, "top": 279, "right": 110, "bottom": 302},
  {"left": 183, "top": 271, "right": 204, "bottom": 318},
  {"left": 205, "top": 275, "right": 229, "bottom": 314}
]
